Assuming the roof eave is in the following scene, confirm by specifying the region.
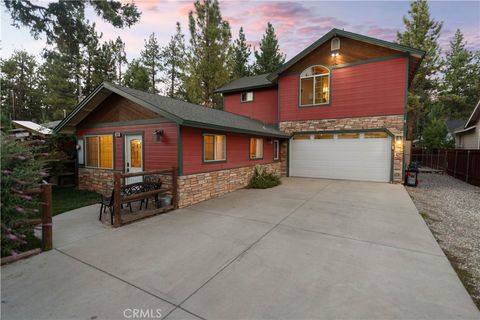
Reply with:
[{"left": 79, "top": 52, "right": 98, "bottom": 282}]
[
  {"left": 214, "top": 83, "right": 277, "bottom": 94},
  {"left": 182, "top": 120, "right": 290, "bottom": 138},
  {"left": 465, "top": 100, "right": 480, "bottom": 128},
  {"left": 454, "top": 125, "right": 476, "bottom": 134}
]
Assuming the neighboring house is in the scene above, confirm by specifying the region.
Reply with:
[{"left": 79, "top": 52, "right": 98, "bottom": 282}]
[
  {"left": 217, "top": 28, "right": 424, "bottom": 184},
  {"left": 446, "top": 119, "right": 467, "bottom": 147},
  {"left": 9, "top": 120, "right": 53, "bottom": 140},
  {"left": 55, "top": 28, "right": 424, "bottom": 208},
  {"left": 54, "top": 83, "right": 289, "bottom": 208},
  {"left": 454, "top": 100, "right": 480, "bottom": 149}
]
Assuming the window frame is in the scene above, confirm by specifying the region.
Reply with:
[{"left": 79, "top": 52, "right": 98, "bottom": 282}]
[
  {"left": 273, "top": 139, "right": 280, "bottom": 160},
  {"left": 84, "top": 134, "right": 114, "bottom": 169},
  {"left": 202, "top": 133, "right": 227, "bottom": 163},
  {"left": 299, "top": 65, "right": 331, "bottom": 107},
  {"left": 249, "top": 137, "right": 264, "bottom": 160},
  {"left": 240, "top": 91, "right": 254, "bottom": 103}
]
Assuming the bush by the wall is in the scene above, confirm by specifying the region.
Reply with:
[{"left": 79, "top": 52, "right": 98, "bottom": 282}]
[{"left": 248, "top": 165, "right": 281, "bottom": 189}]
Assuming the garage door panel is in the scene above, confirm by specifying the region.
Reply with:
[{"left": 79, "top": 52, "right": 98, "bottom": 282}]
[{"left": 290, "top": 135, "right": 391, "bottom": 182}]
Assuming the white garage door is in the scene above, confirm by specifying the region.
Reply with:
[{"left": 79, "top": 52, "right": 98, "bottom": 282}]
[{"left": 290, "top": 132, "right": 392, "bottom": 182}]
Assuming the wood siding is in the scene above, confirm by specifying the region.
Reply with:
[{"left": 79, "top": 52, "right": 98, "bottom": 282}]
[
  {"left": 280, "top": 57, "right": 407, "bottom": 121},
  {"left": 80, "top": 94, "right": 159, "bottom": 125},
  {"left": 77, "top": 122, "right": 178, "bottom": 172},
  {"left": 223, "top": 88, "right": 278, "bottom": 124},
  {"left": 182, "top": 126, "right": 278, "bottom": 175},
  {"left": 284, "top": 36, "right": 402, "bottom": 73}
]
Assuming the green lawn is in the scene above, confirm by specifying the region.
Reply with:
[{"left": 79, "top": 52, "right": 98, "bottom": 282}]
[{"left": 52, "top": 187, "right": 100, "bottom": 216}]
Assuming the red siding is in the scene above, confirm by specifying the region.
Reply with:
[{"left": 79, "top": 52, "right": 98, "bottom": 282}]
[
  {"left": 77, "top": 122, "right": 178, "bottom": 171},
  {"left": 223, "top": 87, "right": 278, "bottom": 124},
  {"left": 182, "top": 126, "right": 277, "bottom": 175},
  {"left": 279, "top": 57, "right": 407, "bottom": 121}
]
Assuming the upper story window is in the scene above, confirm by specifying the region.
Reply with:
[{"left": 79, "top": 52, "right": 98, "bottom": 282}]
[
  {"left": 300, "top": 65, "right": 330, "bottom": 106},
  {"left": 85, "top": 134, "right": 113, "bottom": 169},
  {"left": 241, "top": 91, "right": 254, "bottom": 103}
]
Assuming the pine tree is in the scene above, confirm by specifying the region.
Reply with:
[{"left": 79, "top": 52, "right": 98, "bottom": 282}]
[
  {"left": 439, "top": 29, "right": 480, "bottom": 118},
  {"left": 185, "top": 0, "right": 232, "bottom": 108},
  {"left": 162, "top": 22, "right": 187, "bottom": 99},
  {"left": 0, "top": 51, "right": 42, "bottom": 121},
  {"left": 123, "top": 59, "right": 151, "bottom": 91},
  {"left": 231, "top": 27, "right": 252, "bottom": 79},
  {"left": 397, "top": 0, "right": 443, "bottom": 139},
  {"left": 92, "top": 42, "right": 117, "bottom": 86},
  {"left": 38, "top": 50, "right": 77, "bottom": 120},
  {"left": 141, "top": 33, "right": 162, "bottom": 93},
  {"left": 112, "top": 37, "right": 128, "bottom": 83},
  {"left": 253, "top": 22, "right": 285, "bottom": 75},
  {"left": 82, "top": 24, "right": 102, "bottom": 94}
]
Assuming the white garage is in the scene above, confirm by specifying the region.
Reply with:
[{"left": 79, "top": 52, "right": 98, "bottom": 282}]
[{"left": 289, "top": 131, "right": 392, "bottom": 182}]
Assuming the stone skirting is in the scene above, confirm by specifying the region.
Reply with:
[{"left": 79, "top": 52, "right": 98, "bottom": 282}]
[
  {"left": 177, "top": 162, "right": 281, "bottom": 208},
  {"left": 78, "top": 167, "right": 114, "bottom": 195},
  {"left": 280, "top": 115, "right": 405, "bottom": 183}
]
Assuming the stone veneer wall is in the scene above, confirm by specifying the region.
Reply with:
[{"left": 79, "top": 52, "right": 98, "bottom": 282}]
[
  {"left": 279, "top": 115, "right": 405, "bottom": 183},
  {"left": 78, "top": 167, "right": 114, "bottom": 195},
  {"left": 177, "top": 162, "right": 281, "bottom": 208}
]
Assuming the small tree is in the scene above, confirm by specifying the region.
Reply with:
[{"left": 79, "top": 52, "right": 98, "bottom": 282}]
[
  {"left": 123, "top": 59, "right": 151, "bottom": 91},
  {"left": 253, "top": 22, "right": 285, "bottom": 74},
  {"left": 422, "top": 118, "right": 450, "bottom": 151},
  {"left": 1, "top": 135, "right": 47, "bottom": 257}
]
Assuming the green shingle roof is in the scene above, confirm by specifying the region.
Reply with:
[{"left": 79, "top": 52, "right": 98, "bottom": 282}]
[
  {"left": 55, "top": 82, "right": 289, "bottom": 138},
  {"left": 214, "top": 74, "right": 275, "bottom": 94}
]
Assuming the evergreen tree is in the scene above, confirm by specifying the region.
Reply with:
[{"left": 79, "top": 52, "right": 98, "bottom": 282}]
[
  {"left": 397, "top": 0, "right": 443, "bottom": 139},
  {"left": 231, "top": 27, "right": 252, "bottom": 79},
  {"left": 439, "top": 29, "right": 480, "bottom": 118},
  {"left": 92, "top": 42, "right": 117, "bottom": 86},
  {"left": 185, "top": 0, "right": 232, "bottom": 108},
  {"left": 112, "top": 37, "right": 128, "bottom": 83},
  {"left": 0, "top": 51, "right": 42, "bottom": 121},
  {"left": 162, "top": 22, "right": 187, "bottom": 99},
  {"left": 253, "top": 22, "right": 285, "bottom": 74},
  {"left": 82, "top": 24, "right": 102, "bottom": 94},
  {"left": 38, "top": 50, "right": 77, "bottom": 120},
  {"left": 123, "top": 59, "right": 151, "bottom": 91},
  {"left": 141, "top": 33, "right": 162, "bottom": 93}
]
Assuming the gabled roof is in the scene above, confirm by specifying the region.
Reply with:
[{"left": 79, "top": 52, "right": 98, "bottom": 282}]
[
  {"left": 268, "top": 28, "right": 425, "bottom": 81},
  {"left": 12, "top": 120, "right": 53, "bottom": 135},
  {"left": 54, "top": 82, "right": 290, "bottom": 138},
  {"left": 215, "top": 74, "right": 274, "bottom": 94},
  {"left": 445, "top": 119, "right": 468, "bottom": 134},
  {"left": 465, "top": 99, "right": 480, "bottom": 128}
]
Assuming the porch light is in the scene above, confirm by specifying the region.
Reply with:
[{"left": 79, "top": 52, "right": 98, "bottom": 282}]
[
  {"left": 395, "top": 135, "right": 403, "bottom": 146},
  {"left": 153, "top": 129, "right": 164, "bottom": 141}
]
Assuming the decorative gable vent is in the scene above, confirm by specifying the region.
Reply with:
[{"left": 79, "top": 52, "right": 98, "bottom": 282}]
[{"left": 331, "top": 37, "right": 340, "bottom": 51}]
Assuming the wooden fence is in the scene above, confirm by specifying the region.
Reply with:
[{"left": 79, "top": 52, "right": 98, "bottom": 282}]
[
  {"left": 113, "top": 168, "right": 178, "bottom": 227},
  {"left": 411, "top": 148, "right": 480, "bottom": 187},
  {"left": 1, "top": 184, "right": 53, "bottom": 265}
]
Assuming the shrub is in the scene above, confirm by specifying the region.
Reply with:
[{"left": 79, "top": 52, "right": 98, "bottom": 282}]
[{"left": 248, "top": 165, "right": 281, "bottom": 189}]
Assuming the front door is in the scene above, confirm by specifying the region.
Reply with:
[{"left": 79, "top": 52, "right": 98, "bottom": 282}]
[{"left": 125, "top": 134, "right": 143, "bottom": 184}]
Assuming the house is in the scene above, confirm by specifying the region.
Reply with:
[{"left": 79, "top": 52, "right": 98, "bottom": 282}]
[
  {"left": 9, "top": 120, "right": 53, "bottom": 140},
  {"left": 453, "top": 100, "right": 480, "bottom": 149},
  {"left": 446, "top": 119, "right": 467, "bottom": 147},
  {"left": 55, "top": 28, "right": 424, "bottom": 208},
  {"left": 216, "top": 28, "right": 424, "bottom": 183},
  {"left": 54, "top": 82, "right": 289, "bottom": 207}
]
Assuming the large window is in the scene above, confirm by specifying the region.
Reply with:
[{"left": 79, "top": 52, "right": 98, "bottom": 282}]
[
  {"left": 250, "top": 138, "right": 263, "bottom": 159},
  {"left": 300, "top": 65, "right": 330, "bottom": 106},
  {"left": 85, "top": 135, "right": 113, "bottom": 168},
  {"left": 240, "top": 91, "right": 254, "bottom": 102},
  {"left": 203, "top": 134, "right": 226, "bottom": 162}
]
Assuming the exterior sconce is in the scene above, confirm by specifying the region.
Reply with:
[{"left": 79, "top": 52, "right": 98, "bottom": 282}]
[
  {"left": 115, "top": 132, "right": 122, "bottom": 138},
  {"left": 395, "top": 135, "right": 403, "bottom": 146},
  {"left": 153, "top": 129, "right": 164, "bottom": 141}
]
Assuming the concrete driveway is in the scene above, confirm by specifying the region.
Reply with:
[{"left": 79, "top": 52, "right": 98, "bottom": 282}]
[{"left": 2, "top": 178, "right": 479, "bottom": 320}]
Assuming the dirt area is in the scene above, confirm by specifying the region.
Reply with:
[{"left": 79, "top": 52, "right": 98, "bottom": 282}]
[{"left": 406, "top": 172, "right": 480, "bottom": 309}]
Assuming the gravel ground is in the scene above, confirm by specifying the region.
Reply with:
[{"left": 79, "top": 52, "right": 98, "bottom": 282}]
[{"left": 406, "top": 172, "right": 480, "bottom": 309}]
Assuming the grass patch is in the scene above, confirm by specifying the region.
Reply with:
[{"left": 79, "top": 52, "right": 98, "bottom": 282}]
[{"left": 52, "top": 187, "right": 100, "bottom": 216}]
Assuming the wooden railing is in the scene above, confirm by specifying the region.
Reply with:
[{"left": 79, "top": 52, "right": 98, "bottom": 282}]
[
  {"left": 411, "top": 148, "right": 480, "bottom": 187},
  {"left": 113, "top": 167, "right": 178, "bottom": 227}
]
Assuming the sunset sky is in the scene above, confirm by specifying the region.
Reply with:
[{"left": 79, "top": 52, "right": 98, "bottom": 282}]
[{"left": 1, "top": 1, "right": 479, "bottom": 62}]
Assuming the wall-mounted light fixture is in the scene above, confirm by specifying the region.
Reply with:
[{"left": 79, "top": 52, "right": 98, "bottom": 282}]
[
  {"left": 331, "top": 37, "right": 340, "bottom": 57},
  {"left": 395, "top": 135, "right": 403, "bottom": 146},
  {"left": 153, "top": 129, "right": 164, "bottom": 141},
  {"left": 115, "top": 132, "right": 122, "bottom": 138}
]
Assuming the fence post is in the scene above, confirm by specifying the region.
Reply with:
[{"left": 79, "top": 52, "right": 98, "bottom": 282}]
[
  {"left": 41, "top": 184, "right": 53, "bottom": 251},
  {"left": 437, "top": 151, "right": 440, "bottom": 169},
  {"left": 172, "top": 166, "right": 178, "bottom": 209},
  {"left": 113, "top": 172, "right": 122, "bottom": 227},
  {"left": 454, "top": 150, "right": 458, "bottom": 178},
  {"left": 465, "top": 150, "right": 470, "bottom": 183}
]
